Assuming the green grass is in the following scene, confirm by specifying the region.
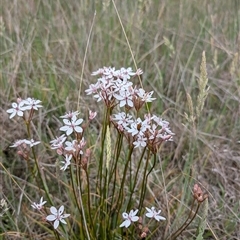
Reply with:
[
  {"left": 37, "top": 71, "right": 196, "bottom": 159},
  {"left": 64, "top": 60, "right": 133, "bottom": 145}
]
[{"left": 1, "top": 0, "right": 240, "bottom": 239}]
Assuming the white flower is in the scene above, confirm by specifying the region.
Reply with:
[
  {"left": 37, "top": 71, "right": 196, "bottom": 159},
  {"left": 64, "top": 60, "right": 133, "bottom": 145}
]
[
  {"left": 114, "top": 78, "right": 133, "bottom": 91},
  {"left": 127, "top": 118, "right": 150, "bottom": 136},
  {"left": 119, "top": 67, "right": 135, "bottom": 81},
  {"left": 91, "top": 67, "right": 105, "bottom": 76},
  {"left": 149, "top": 115, "right": 175, "bottom": 141},
  {"left": 22, "top": 98, "right": 43, "bottom": 110},
  {"left": 50, "top": 135, "right": 67, "bottom": 149},
  {"left": 31, "top": 197, "right": 47, "bottom": 210},
  {"left": 65, "top": 140, "right": 77, "bottom": 152},
  {"left": 46, "top": 205, "right": 70, "bottom": 229},
  {"left": 114, "top": 89, "right": 133, "bottom": 108},
  {"left": 145, "top": 207, "right": 166, "bottom": 221},
  {"left": 91, "top": 66, "right": 115, "bottom": 78},
  {"left": 119, "top": 209, "right": 139, "bottom": 228},
  {"left": 111, "top": 112, "right": 133, "bottom": 128},
  {"left": 6, "top": 100, "right": 26, "bottom": 119},
  {"left": 60, "top": 115, "right": 83, "bottom": 136},
  {"left": 85, "top": 82, "right": 100, "bottom": 95},
  {"left": 10, "top": 139, "right": 27, "bottom": 148},
  {"left": 60, "top": 154, "right": 72, "bottom": 171},
  {"left": 60, "top": 111, "right": 79, "bottom": 119},
  {"left": 152, "top": 116, "right": 170, "bottom": 128},
  {"left": 133, "top": 135, "right": 147, "bottom": 148},
  {"left": 24, "top": 139, "right": 41, "bottom": 147},
  {"left": 137, "top": 89, "right": 156, "bottom": 102},
  {"left": 65, "top": 139, "right": 85, "bottom": 155},
  {"left": 102, "top": 66, "right": 116, "bottom": 79}
]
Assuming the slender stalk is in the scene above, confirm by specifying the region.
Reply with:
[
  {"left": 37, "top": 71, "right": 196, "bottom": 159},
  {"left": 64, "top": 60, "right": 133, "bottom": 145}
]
[
  {"left": 69, "top": 165, "right": 84, "bottom": 237},
  {"left": 85, "top": 169, "right": 96, "bottom": 238},
  {"left": 108, "top": 133, "right": 123, "bottom": 184},
  {"left": 166, "top": 201, "right": 201, "bottom": 240},
  {"left": 96, "top": 107, "right": 108, "bottom": 200},
  {"left": 141, "top": 153, "right": 157, "bottom": 209},
  {"left": 107, "top": 133, "right": 123, "bottom": 233},
  {"left": 25, "top": 119, "right": 53, "bottom": 206},
  {"left": 138, "top": 149, "right": 152, "bottom": 211},
  {"left": 114, "top": 146, "right": 134, "bottom": 227},
  {"left": 126, "top": 147, "right": 146, "bottom": 210},
  {"left": 78, "top": 184, "right": 91, "bottom": 240}
]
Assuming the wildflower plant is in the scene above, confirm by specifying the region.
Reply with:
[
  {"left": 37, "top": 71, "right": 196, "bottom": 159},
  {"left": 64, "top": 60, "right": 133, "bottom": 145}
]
[{"left": 4, "top": 66, "right": 208, "bottom": 239}]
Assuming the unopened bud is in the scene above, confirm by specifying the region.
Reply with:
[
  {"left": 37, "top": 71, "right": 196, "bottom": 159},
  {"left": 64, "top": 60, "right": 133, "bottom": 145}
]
[
  {"left": 89, "top": 110, "right": 97, "bottom": 120},
  {"left": 85, "top": 148, "right": 91, "bottom": 158},
  {"left": 140, "top": 232, "right": 147, "bottom": 238},
  {"left": 193, "top": 184, "right": 208, "bottom": 202}
]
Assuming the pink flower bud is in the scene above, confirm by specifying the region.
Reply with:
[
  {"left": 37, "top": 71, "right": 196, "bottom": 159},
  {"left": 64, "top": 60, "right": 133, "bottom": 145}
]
[{"left": 89, "top": 110, "right": 97, "bottom": 120}]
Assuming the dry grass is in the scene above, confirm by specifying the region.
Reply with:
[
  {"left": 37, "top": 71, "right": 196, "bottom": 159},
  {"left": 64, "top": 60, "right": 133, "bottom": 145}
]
[{"left": 1, "top": 0, "right": 239, "bottom": 239}]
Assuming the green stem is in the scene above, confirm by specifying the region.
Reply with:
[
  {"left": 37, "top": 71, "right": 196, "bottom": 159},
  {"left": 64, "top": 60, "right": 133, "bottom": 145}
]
[
  {"left": 85, "top": 168, "right": 96, "bottom": 239},
  {"left": 138, "top": 149, "right": 152, "bottom": 211},
  {"left": 107, "top": 133, "right": 123, "bottom": 234},
  {"left": 166, "top": 201, "right": 201, "bottom": 240},
  {"left": 114, "top": 146, "right": 134, "bottom": 227},
  {"left": 69, "top": 165, "right": 85, "bottom": 238},
  {"left": 25, "top": 120, "right": 53, "bottom": 205},
  {"left": 97, "top": 108, "right": 111, "bottom": 239},
  {"left": 126, "top": 147, "right": 146, "bottom": 210},
  {"left": 96, "top": 107, "right": 109, "bottom": 201}
]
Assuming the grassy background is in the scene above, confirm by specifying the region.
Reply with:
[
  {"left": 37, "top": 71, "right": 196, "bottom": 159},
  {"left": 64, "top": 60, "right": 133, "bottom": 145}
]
[{"left": 1, "top": 0, "right": 239, "bottom": 239}]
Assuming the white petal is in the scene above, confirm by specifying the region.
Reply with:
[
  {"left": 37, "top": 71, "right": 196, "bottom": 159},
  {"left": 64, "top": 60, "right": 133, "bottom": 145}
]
[
  {"left": 9, "top": 112, "right": 16, "bottom": 119},
  {"left": 127, "top": 100, "right": 133, "bottom": 107},
  {"left": 31, "top": 204, "right": 37, "bottom": 209},
  {"left": 63, "top": 119, "right": 71, "bottom": 125},
  {"left": 50, "top": 206, "right": 58, "bottom": 215},
  {"left": 131, "top": 216, "right": 139, "bottom": 222},
  {"left": 46, "top": 215, "right": 57, "bottom": 221},
  {"left": 53, "top": 220, "right": 60, "bottom": 229},
  {"left": 60, "top": 218, "right": 67, "bottom": 224},
  {"left": 155, "top": 215, "right": 166, "bottom": 221},
  {"left": 146, "top": 212, "right": 154, "bottom": 218},
  {"left": 66, "top": 128, "right": 73, "bottom": 136},
  {"left": 60, "top": 126, "right": 69, "bottom": 131},
  {"left": 71, "top": 115, "right": 77, "bottom": 121},
  {"left": 114, "top": 94, "right": 123, "bottom": 100},
  {"left": 131, "top": 209, "right": 139, "bottom": 216},
  {"left": 74, "top": 126, "right": 83, "bottom": 133},
  {"left": 119, "top": 219, "right": 131, "bottom": 228},
  {"left": 75, "top": 119, "right": 83, "bottom": 125},
  {"left": 145, "top": 207, "right": 151, "bottom": 213},
  {"left": 119, "top": 101, "right": 126, "bottom": 107},
  {"left": 59, "top": 205, "right": 64, "bottom": 215},
  {"left": 6, "top": 109, "right": 14, "bottom": 113}
]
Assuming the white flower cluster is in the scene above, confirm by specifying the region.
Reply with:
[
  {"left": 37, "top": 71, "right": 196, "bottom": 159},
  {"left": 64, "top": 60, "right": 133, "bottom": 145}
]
[
  {"left": 6, "top": 97, "right": 42, "bottom": 119},
  {"left": 120, "top": 207, "right": 166, "bottom": 228},
  {"left": 50, "top": 110, "right": 96, "bottom": 171},
  {"left": 86, "top": 67, "right": 174, "bottom": 152},
  {"left": 111, "top": 112, "right": 174, "bottom": 151},
  {"left": 31, "top": 197, "right": 70, "bottom": 229},
  {"left": 6, "top": 97, "right": 42, "bottom": 152},
  {"left": 85, "top": 67, "right": 155, "bottom": 109},
  {"left": 10, "top": 139, "right": 40, "bottom": 148}
]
